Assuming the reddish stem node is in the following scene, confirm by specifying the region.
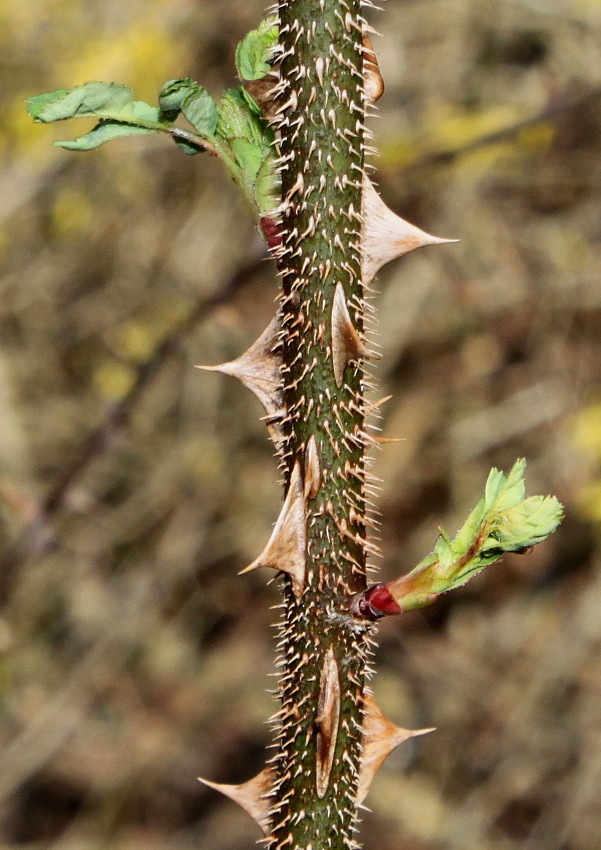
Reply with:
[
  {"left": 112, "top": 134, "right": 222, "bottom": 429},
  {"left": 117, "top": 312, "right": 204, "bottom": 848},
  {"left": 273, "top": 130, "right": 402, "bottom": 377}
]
[
  {"left": 259, "top": 215, "right": 282, "bottom": 250},
  {"left": 352, "top": 583, "right": 402, "bottom": 620}
]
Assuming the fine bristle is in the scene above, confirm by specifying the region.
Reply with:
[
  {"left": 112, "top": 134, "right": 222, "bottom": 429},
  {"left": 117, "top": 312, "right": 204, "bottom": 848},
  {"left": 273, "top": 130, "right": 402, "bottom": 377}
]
[{"left": 233, "top": 3, "right": 440, "bottom": 847}]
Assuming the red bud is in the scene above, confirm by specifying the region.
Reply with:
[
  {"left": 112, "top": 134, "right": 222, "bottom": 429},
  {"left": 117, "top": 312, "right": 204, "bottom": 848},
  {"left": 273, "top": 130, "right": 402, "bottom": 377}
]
[{"left": 354, "top": 583, "right": 401, "bottom": 620}]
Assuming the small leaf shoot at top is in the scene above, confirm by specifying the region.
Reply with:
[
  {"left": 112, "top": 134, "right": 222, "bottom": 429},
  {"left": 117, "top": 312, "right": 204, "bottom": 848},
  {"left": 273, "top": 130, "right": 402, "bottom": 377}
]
[{"left": 25, "top": 15, "right": 280, "bottom": 218}]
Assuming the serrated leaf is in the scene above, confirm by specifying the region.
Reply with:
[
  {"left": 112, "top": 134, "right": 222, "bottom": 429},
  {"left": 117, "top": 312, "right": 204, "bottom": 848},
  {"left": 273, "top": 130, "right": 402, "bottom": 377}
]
[
  {"left": 494, "top": 458, "right": 527, "bottom": 512},
  {"left": 182, "top": 89, "right": 218, "bottom": 138},
  {"left": 27, "top": 74, "right": 273, "bottom": 217},
  {"left": 25, "top": 89, "right": 72, "bottom": 120},
  {"left": 217, "top": 90, "right": 261, "bottom": 145},
  {"left": 25, "top": 81, "right": 167, "bottom": 154},
  {"left": 231, "top": 138, "right": 263, "bottom": 181},
  {"left": 158, "top": 78, "right": 199, "bottom": 118},
  {"left": 487, "top": 495, "right": 563, "bottom": 551},
  {"left": 212, "top": 88, "right": 275, "bottom": 214},
  {"left": 55, "top": 120, "right": 156, "bottom": 151},
  {"left": 449, "top": 496, "right": 487, "bottom": 558},
  {"left": 433, "top": 530, "right": 454, "bottom": 569},
  {"left": 380, "top": 460, "right": 563, "bottom": 616},
  {"left": 235, "top": 15, "right": 278, "bottom": 81},
  {"left": 484, "top": 467, "right": 506, "bottom": 511},
  {"left": 27, "top": 82, "right": 136, "bottom": 123}
]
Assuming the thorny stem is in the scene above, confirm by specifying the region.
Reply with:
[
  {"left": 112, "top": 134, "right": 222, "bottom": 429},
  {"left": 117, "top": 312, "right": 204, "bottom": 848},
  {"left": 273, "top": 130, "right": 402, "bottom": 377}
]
[
  {"left": 268, "top": 1, "right": 372, "bottom": 847},
  {"left": 167, "top": 128, "right": 263, "bottom": 215},
  {"left": 23, "top": 5, "right": 564, "bottom": 847}
]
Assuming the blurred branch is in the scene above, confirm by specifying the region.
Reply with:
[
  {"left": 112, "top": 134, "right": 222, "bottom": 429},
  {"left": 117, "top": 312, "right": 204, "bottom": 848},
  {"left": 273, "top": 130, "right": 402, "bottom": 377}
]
[
  {"left": 450, "top": 379, "right": 568, "bottom": 463},
  {"left": 0, "top": 254, "right": 266, "bottom": 606},
  {"left": 399, "top": 86, "right": 601, "bottom": 174},
  {"left": 0, "top": 566, "right": 157, "bottom": 804}
]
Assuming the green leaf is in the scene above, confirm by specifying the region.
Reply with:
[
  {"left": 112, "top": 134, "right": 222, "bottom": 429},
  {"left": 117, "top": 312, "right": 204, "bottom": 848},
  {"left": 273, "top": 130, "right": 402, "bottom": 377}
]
[
  {"left": 382, "top": 459, "right": 563, "bottom": 614},
  {"left": 450, "top": 495, "right": 486, "bottom": 556},
  {"left": 182, "top": 89, "right": 218, "bottom": 138},
  {"left": 447, "top": 464, "right": 562, "bottom": 579},
  {"left": 494, "top": 458, "right": 527, "bottom": 511},
  {"left": 213, "top": 89, "right": 275, "bottom": 214},
  {"left": 487, "top": 495, "right": 563, "bottom": 551},
  {"left": 158, "top": 78, "right": 218, "bottom": 138},
  {"left": 254, "top": 155, "right": 278, "bottom": 214},
  {"left": 231, "top": 138, "right": 263, "bottom": 181},
  {"left": 483, "top": 459, "right": 527, "bottom": 514},
  {"left": 27, "top": 72, "right": 276, "bottom": 216},
  {"left": 171, "top": 136, "right": 205, "bottom": 156},
  {"left": 25, "top": 89, "right": 71, "bottom": 120},
  {"left": 447, "top": 557, "right": 493, "bottom": 590},
  {"left": 25, "top": 81, "right": 216, "bottom": 159},
  {"left": 235, "top": 15, "right": 278, "bottom": 81},
  {"left": 25, "top": 81, "right": 168, "bottom": 155},
  {"left": 55, "top": 120, "right": 156, "bottom": 151},
  {"left": 434, "top": 530, "right": 454, "bottom": 569},
  {"left": 158, "top": 78, "right": 199, "bottom": 118},
  {"left": 239, "top": 84, "right": 263, "bottom": 117},
  {"left": 483, "top": 467, "right": 506, "bottom": 511},
  {"left": 26, "top": 82, "right": 142, "bottom": 123},
  {"left": 217, "top": 90, "right": 261, "bottom": 146}
]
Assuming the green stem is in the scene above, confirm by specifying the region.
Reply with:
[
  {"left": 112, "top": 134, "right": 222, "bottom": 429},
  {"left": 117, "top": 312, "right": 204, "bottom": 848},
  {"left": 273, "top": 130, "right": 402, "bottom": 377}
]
[
  {"left": 269, "top": 1, "right": 370, "bottom": 848},
  {"left": 166, "top": 129, "right": 261, "bottom": 216},
  {"left": 166, "top": 126, "right": 218, "bottom": 156}
]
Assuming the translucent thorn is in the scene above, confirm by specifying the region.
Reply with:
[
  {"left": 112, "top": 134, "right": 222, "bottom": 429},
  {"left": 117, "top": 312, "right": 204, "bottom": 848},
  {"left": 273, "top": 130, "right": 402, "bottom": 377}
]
[
  {"left": 304, "top": 435, "right": 321, "bottom": 499},
  {"left": 196, "top": 316, "right": 284, "bottom": 442},
  {"left": 362, "top": 177, "right": 457, "bottom": 284},
  {"left": 315, "top": 647, "right": 341, "bottom": 798},
  {"left": 316, "top": 56, "right": 325, "bottom": 87},
  {"left": 239, "top": 461, "right": 306, "bottom": 597},
  {"left": 331, "top": 282, "right": 371, "bottom": 387},
  {"left": 199, "top": 768, "right": 273, "bottom": 835},
  {"left": 357, "top": 692, "right": 434, "bottom": 804},
  {"left": 362, "top": 31, "right": 384, "bottom": 105}
]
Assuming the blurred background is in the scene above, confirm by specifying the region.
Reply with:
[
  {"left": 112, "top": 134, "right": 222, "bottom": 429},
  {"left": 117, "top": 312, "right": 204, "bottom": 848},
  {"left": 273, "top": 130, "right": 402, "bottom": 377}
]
[{"left": 1, "top": 0, "right": 601, "bottom": 848}]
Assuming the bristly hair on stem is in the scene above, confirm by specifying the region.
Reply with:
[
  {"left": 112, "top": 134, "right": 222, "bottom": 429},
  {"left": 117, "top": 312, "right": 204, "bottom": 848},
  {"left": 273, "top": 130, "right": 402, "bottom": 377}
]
[{"left": 25, "top": 3, "right": 562, "bottom": 848}]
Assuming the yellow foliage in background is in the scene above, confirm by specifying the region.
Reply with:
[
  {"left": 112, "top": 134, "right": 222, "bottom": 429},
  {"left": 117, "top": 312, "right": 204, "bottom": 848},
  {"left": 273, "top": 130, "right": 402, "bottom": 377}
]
[
  {"left": 380, "top": 102, "right": 554, "bottom": 178},
  {"left": 92, "top": 359, "right": 136, "bottom": 400},
  {"left": 571, "top": 402, "right": 601, "bottom": 523},
  {"left": 50, "top": 188, "right": 93, "bottom": 241},
  {"left": 426, "top": 103, "right": 524, "bottom": 150},
  {"left": 60, "top": 21, "right": 188, "bottom": 105},
  {"left": 572, "top": 402, "right": 601, "bottom": 458}
]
